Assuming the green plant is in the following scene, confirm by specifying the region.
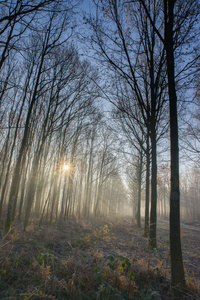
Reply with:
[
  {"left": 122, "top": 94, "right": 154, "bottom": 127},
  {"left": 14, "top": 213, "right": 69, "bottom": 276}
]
[
  {"left": 94, "top": 225, "right": 110, "bottom": 239},
  {"left": 94, "top": 253, "right": 162, "bottom": 300},
  {"left": 72, "top": 236, "right": 91, "bottom": 249},
  {"left": 36, "top": 252, "right": 58, "bottom": 268},
  {"left": 153, "top": 248, "right": 162, "bottom": 260}
]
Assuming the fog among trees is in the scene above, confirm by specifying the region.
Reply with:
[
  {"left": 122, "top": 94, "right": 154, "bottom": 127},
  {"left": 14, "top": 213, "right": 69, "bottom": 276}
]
[{"left": 0, "top": 0, "right": 200, "bottom": 299}]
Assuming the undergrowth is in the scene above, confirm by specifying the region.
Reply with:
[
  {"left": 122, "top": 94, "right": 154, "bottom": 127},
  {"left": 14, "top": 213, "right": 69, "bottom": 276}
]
[{"left": 0, "top": 217, "right": 199, "bottom": 299}]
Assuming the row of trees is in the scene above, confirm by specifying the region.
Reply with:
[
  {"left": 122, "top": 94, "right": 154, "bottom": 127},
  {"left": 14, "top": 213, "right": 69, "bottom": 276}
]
[
  {"left": 0, "top": 0, "right": 127, "bottom": 232},
  {"left": 0, "top": 0, "right": 200, "bottom": 297},
  {"left": 127, "top": 162, "right": 200, "bottom": 221},
  {"left": 85, "top": 0, "right": 199, "bottom": 296}
]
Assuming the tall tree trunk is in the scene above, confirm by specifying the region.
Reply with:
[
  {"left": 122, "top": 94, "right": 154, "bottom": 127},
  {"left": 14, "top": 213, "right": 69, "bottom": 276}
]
[
  {"left": 50, "top": 172, "right": 59, "bottom": 224},
  {"left": 94, "top": 151, "right": 105, "bottom": 217},
  {"left": 149, "top": 50, "right": 157, "bottom": 248},
  {"left": 148, "top": 23, "right": 158, "bottom": 248},
  {"left": 23, "top": 159, "right": 40, "bottom": 230},
  {"left": 144, "top": 131, "right": 150, "bottom": 237},
  {"left": 60, "top": 175, "right": 68, "bottom": 219},
  {"left": 4, "top": 148, "right": 26, "bottom": 232},
  {"left": 84, "top": 131, "right": 95, "bottom": 218},
  {"left": 149, "top": 127, "right": 157, "bottom": 248},
  {"left": 164, "top": 0, "right": 185, "bottom": 295},
  {"left": 137, "top": 152, "right": 143, "bottom": 227},
  {"left": 18, "top": 158, "right": 29, "bottom": 221}
]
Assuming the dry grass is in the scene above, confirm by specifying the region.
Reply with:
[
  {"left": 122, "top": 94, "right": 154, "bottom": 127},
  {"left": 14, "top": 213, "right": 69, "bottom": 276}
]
[{"left": 0, "top": 217, "right": 199, "bottom": 299}]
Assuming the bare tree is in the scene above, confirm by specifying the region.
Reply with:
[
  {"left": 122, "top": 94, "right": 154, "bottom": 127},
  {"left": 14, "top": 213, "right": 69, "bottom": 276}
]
[
  {"left": 0, "top": 0, "right": 77, "bottom": 70},
  {"left": 137, "top": 0, "right": 199, "bottom": 294},
  {"left": 87, "top": 0, "right": 168, "bottom": 248},
  {"left": 3, "top": 4, "right": 79, "bottom": 232}
]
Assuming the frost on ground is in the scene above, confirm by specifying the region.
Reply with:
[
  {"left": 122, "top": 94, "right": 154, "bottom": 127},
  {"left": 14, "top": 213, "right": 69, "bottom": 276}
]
[{"left": 0, "top": 217, "right": 199, "bottom": 299}]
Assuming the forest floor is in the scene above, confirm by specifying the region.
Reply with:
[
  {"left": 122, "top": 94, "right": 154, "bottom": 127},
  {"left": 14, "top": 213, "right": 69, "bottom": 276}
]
[{"left": 0, "top": 216, "right": 199, "bottom": 299}]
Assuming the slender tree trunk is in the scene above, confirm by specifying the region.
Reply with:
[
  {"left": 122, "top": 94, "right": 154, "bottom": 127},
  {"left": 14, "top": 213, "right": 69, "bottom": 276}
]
[
  {"left": 77, "top": 174, "right": 83, "bottom": 218},
  {"left": 137, "top": 152, "right": 143, "bottom": 228},
  {"left": 60, "top": 175, "right": 68, "bottom": 219},
  {"left": 164, "top": 0, "right": 185, "bottom": 294},
  {"left": 18, "top": 158, "right": 30, "bottom": 221},
  {"left": 39, "top": 187, "right": 52, "bottom": 228},
  {"left": 163, "top": 190, "right": 167, "bottom": 218},
  {"left": 144, "top": 132, "right": 150, "bottom": 237},
  {"left": 94, "top": 182, "right": 102, "bottom": 218},
  {"left": 149, "top": 26, "right": 158, "bottom": 248},
  {"left": 4, "top": 150, "right": 25, "bottom": 232},
  {"left": 65, "top": 177, "right": 73, "bottom": 219},
  {"left": 50, "top": 171, "right": 59, "bottom": 224},
  {"left": 23, "top": 161, "right": 40, "bottom": 230},
  {"left": 149, "top": 128, "right": 157, "bottom": 248},
  {"left": 94, "top": 151, "right": 105, "bottom": 217},
  {"left": 0, "top": 136, "right": 14, "bottom": 217},
  {"left": 84, "top": 132, "right": 95, "bottom": 218}
]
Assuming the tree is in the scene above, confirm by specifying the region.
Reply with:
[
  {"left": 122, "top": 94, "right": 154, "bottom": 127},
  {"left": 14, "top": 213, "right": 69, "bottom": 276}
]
[
  {"left": 113, "top": 104, "right": 146, "bottom": 228},
  {"left": 0, "top": 0, "right": 77, "bottom": 71},
  {"left": 137, "top": 0, "right": 199, "bottom": 295},
  {"left": 182, "top": 80, "right": 200, "bottom": 167},
  {"left": 88, "top": 0, "right": 168, "bottom": 247},
  {"left": 3, "top": 2, "right": 81, "bottom": 231},
  {"left": 165, "top": 3, "right": 185, "bottom": 289},
  {"left": 157, "top": 163, "right": 170, "bottom": 218},
  {"left": 94, "top": 127, "right": 118, "bottom": 217},
  {"left": 180, "top": 167, "right": 200, "bottom": 221}
]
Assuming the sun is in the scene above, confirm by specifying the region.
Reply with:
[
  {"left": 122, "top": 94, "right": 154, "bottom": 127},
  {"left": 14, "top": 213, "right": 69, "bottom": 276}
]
[{"left": 63, "top": 164, "right": 70, "bottom": 171}]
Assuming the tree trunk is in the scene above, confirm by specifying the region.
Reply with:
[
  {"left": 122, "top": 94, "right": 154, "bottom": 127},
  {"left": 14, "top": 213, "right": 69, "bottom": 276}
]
[
  {"left": 164, "top": 0, "right": 185, "bottom": 295},
  {"left": 50, "top": 173, "right": 59, "bottom": 224},
  {"left": 149, "top": 127, "right": 157, "bottom": 249},
  {"left": 84, "top": 131, "right": 95, "bottom": 218},
  {"left": 137, "top": 152, "right": 143, "bottom": 228},
  {"left": 144, "top": 131, "right": 150, "bottom": 237}
]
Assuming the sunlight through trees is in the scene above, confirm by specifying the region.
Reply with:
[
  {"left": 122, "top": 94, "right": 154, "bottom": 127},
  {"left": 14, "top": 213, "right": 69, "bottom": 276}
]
[{"left": 0, "top": 0, "right": 200, "bottom": 299}]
